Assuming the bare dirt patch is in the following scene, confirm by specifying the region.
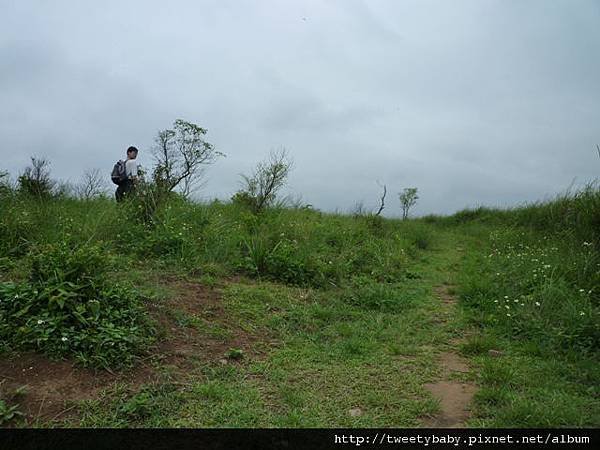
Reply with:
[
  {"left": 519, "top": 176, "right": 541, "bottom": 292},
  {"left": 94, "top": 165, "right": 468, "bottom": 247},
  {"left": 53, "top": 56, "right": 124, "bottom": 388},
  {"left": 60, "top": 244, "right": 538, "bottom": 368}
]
[
  {"left": 423, "top": 381, "right": 477, "bottom": 427},
  {"left": 149, "top": 280, "right": 262, "bottom": 366},
  {"left": 434, "top": 285, "right": 457, "bottom": 306},
  {"left": 438, "top": 351, "right": 470, "bottom": 374},
  {"left": 0, "top": 353, "right": 114, "bottom": 423},
  {"left": 421, "top": 285, "right": 477, "bottom": 428},
  {"left": 0, "top": 280, "right": 261, "bottom": 425}
]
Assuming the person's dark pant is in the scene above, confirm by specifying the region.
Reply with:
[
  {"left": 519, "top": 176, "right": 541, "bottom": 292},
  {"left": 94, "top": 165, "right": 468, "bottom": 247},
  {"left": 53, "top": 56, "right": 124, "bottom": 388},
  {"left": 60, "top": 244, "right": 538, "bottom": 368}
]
[{"left": 115, "top": 179, "right": 134, "bottom": 202}]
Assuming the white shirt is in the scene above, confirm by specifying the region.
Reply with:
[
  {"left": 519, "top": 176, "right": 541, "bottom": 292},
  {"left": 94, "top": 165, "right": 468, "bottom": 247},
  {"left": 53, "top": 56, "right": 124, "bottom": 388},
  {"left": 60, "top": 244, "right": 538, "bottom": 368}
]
[{"left": 125, "top": 159, "right": 138, "bottom": 177}]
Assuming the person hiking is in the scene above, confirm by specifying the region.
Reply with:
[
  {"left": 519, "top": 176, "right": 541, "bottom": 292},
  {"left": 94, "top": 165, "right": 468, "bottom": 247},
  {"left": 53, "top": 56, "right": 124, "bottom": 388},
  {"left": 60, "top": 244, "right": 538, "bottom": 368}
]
[{"left": 113, "top": 146, "right": 139, "bottom": 202}]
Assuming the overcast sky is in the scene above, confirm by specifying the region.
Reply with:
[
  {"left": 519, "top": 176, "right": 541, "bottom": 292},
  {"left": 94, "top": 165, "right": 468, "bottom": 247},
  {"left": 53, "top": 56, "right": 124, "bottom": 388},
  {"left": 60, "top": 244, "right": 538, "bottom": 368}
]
[{"left": 1, "top": 0, "right": 599, "bottom": 216}]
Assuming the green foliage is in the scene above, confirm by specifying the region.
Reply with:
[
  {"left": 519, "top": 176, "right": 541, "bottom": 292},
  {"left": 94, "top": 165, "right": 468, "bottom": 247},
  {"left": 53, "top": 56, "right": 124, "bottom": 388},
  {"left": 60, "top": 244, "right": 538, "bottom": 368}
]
[
  {"left": 226, "top": 348, "right": 244, "bottom": 360},
  {"left": 0, "top": 170, "right": 12, "bottom": 196},
  {"left": 152, "top": 119, "right": 224, "bottom": 197},
  {"left": 448, "top": 182, "right": 600, "bottom": 247},
  {"left": 29, "top": 241, "right": 107, "bottom": 285},
  {"left": 0, "top": 399, "right": 23, "bottom": 425},
  {"left": 264, "top": 239, "right": 320, "bottom": 286},
  {"left": 240, "top": 233, "right": 321, "bottom": 286},
  {"left": 234, "top": 149, "right": 292, "bottom": 214},
  {"left": 0, "top": 243, "right": 156, "bottom": 368},
  {"left": 469, "top": 352, "right": 599, "bottom": 427},
  {"left": 234, "top": 210, "right": 410, "bottom": 287},
  {"left": 450, "top": 206, "right": 500, "bottom": 224},
  {"left": 231, "top": 190, "right": 258, "bottom": 211},
  {"left": 79, "top": 382, "right": 184, "bottom": 427},
  {"left": 363, "top": 214, "right": 385, "bottom": 236},
  {"left": 459, "top": 335, "right": 499, "bottom": 356},
  {"left": 405, "top": 223, "right": 432, "bottom": 250},
  {"left": 399, "top": 187, "right": 419, "bottom": 220},
  {"left": 342, "top": 276, "right": 415, "bottom": 312},
  {"left": 17, "top": 157, "right": 55, "bottom": 198},
  {"left": 458, "top": 228, "right": 599, "bottom": 352}
]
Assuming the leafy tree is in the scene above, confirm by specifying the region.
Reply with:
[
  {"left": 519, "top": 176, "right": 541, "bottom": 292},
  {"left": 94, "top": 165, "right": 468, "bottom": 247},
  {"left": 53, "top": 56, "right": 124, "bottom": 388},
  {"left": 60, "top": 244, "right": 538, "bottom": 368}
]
[
  {"left": 233, "top": 149, "right": 293, "bottom": 214},
  {"left": 152, "top": 119, "right": 224, "bottom": 197},
  {"left": 399, "top": 187, "right": 419, "bottom": 220}
]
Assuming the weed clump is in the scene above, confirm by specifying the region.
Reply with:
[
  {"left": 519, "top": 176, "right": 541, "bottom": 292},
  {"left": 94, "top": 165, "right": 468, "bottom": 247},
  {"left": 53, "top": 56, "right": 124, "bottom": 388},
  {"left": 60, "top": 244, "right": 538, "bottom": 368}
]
[{"left": 0, "top": 243, "right": 156, "bottom": 369}]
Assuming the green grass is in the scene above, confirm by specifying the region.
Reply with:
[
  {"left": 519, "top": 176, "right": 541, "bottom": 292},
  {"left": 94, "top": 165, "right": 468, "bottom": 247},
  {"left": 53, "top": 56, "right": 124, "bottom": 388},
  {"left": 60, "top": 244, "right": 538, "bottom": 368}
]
[
  {"left": 0, "top": 183, "right": 598, "bottom": 427},
  {"left": 455, "top": 214, "right": 599, "bottom": 427}
]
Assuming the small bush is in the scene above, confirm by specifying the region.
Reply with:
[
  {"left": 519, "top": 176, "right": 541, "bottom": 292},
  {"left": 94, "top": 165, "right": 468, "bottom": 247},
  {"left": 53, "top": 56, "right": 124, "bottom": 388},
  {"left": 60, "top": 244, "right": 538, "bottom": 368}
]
[
  {"left": 240, "top": 234, "right": 323, "bottom": 287},
  {"left": 0, "top": 243, "right": 156, "bottom": 369},
  {"left": 264, "top": 239, "right": 320, "bottom": 286},
  {"left": 17, "top": 157, "right": 55, "bottom": 198}
]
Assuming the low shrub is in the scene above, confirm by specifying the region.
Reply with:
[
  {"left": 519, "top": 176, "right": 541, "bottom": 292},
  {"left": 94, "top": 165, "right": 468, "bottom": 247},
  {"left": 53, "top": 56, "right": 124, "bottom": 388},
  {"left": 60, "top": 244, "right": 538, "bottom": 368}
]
[
  {"left": 0, "top": 243, "right": 156, "bottom": 369},
  {"left": 240, "top": 234, "right": 324, "bottom": 287}
]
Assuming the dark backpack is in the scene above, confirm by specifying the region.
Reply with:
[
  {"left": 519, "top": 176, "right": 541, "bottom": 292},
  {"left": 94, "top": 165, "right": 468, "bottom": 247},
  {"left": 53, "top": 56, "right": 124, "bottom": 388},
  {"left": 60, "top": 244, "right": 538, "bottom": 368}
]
[{"left": 111, "top": 160, "right": 127, "bottom": 185}]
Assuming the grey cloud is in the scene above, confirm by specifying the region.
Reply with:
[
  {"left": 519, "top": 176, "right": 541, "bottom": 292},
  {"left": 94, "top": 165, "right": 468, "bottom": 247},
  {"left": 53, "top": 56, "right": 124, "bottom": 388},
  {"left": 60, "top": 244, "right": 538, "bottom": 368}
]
[{"left": 1, "top": 0, "right": 599, "bottom": 216}]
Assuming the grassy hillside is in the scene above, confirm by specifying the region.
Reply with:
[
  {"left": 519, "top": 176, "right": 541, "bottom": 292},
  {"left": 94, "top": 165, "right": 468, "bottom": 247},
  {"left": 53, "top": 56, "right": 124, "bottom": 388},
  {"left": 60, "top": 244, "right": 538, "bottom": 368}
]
[{"left": 0, "top": 183, "right": 598, "bottom": 427}]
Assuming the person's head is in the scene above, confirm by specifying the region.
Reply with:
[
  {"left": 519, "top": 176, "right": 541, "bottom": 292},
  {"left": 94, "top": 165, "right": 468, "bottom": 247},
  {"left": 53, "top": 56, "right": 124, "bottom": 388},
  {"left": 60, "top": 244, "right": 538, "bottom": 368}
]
[{"left": 126, "top": 146, "right": 138, "bottom": 160}]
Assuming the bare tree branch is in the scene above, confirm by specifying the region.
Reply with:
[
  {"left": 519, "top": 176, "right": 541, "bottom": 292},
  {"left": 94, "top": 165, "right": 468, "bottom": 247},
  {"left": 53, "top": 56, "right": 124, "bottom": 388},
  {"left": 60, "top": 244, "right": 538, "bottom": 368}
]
[
  {"left": 76, "top": 168, "right": 107, "bottom": 199},
  {"left": 375, "top": 182, "right": 387, "bottom": 216}
]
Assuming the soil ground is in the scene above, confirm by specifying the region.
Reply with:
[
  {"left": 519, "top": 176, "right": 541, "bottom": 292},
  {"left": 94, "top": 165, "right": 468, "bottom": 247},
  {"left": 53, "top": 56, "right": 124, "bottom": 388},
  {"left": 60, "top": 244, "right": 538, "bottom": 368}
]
[{"left": 0, "top": 233, "right": 480, "bottom": 427}]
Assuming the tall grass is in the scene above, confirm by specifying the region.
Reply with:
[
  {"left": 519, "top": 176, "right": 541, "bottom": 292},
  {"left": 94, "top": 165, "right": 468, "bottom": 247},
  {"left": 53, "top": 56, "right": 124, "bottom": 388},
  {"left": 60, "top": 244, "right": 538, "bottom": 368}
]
[
  {"left": 455, "top": 183, "right": 599, "bottom": 352},
  {"left": 0, "top": 190, "right": 434, "bottom": 288}
]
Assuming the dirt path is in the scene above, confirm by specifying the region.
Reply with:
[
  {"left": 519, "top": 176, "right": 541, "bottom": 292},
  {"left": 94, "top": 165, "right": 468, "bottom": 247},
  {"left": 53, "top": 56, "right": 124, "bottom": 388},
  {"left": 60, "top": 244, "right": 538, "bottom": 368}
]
[
  {"left": 421, "top": 284, "right": 477, "bottom": 427},
  {"left": 0, "top": 281, "right": 258, "bottom": 425}
]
